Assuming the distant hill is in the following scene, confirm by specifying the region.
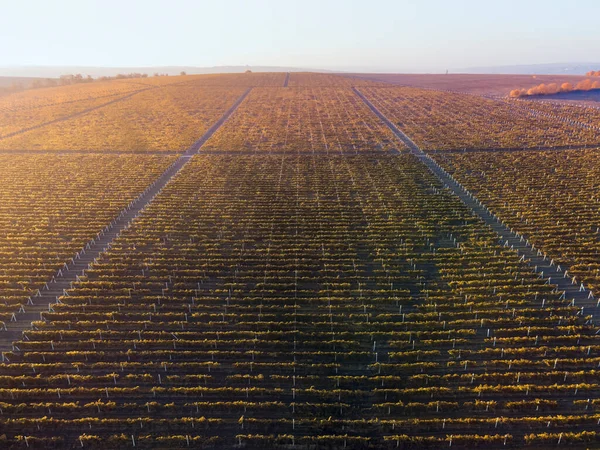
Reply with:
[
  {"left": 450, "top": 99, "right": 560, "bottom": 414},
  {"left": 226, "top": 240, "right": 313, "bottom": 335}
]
[
  {"left": 458, "top": 62, "right": 600, "bottom": 75},
  {"left": 0, "top": 66, "right": 336, "bottom": 79},
  {"left": 0, "top": 76, "right": 53, "bottom": 89}
]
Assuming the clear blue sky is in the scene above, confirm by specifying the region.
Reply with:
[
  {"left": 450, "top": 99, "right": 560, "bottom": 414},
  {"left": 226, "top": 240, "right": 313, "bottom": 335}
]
[{"left": 1, "top": 0, "right": 599, "bottom": 72}]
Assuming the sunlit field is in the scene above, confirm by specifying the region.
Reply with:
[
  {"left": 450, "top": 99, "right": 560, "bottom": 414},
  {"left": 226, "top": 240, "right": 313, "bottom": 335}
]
[{"left": 0, "top": 68, "right": 597, "bottom": 448}]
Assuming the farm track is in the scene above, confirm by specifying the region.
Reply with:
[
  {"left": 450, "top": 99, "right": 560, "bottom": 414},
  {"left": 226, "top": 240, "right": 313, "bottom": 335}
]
[
  {"left": 0, "top": 149, "right": 183, "bottom": 156},
  {"left": 198, "top": 149, "right": 388, "bottom": 156},
  {"left": 426, "top": 144, "right": 599, "bottom": 154},
  {"left": 353, "top": 86, "right": 599, "bottom": 321},
  {"left": 283, "top": 72, "right": 290, "bottom": 87},
  {"left": 0, "top": 87, "right": 253, "bottom": 355}
]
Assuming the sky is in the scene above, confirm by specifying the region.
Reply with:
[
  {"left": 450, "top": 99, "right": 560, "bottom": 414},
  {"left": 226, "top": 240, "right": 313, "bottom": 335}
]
[{"left": 1, "top": 0, "right": 599, "bottom": 73}]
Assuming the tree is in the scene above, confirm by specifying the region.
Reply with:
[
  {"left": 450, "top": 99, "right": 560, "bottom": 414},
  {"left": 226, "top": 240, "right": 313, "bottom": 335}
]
[{"left": 9, "top": 82, "right": 23, "bottom": 92}]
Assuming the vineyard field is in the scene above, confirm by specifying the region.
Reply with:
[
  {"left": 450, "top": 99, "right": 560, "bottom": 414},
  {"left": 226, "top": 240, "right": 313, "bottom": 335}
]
[
  {"left": 358, "top": 86, "right": 600, "bottom": 151},
  {"left": 288, "top": 73, "right": 385, "bottom": 87},
  {"left": 0, "top": 86, "right": 248, "bottom": 152},
  {"left": 203, "top": 87, "right": 401, "bottom": 153},
  {"left": 0, "top": 153, "right": 176, "bottom": 323},
  {"left": 4, "top": 153, "right": 596, "bottom": 448},
  {"left": 176, "top": 72, "right": 287, "bottom": 87},
  {"left": 1, "top": 71, "right": 600, "bottom": 449},
  {"left": 506, "top": 98, "right": 600, "bottom": 129},
  {"left": 434, "top": 148, "right": 600, "bottom": 296},
  {"left": 345, "top": 73, "right": 591, "bottom": 97},
  {"left": 0, "top": 81, "right": 149, "bottom": 138}
]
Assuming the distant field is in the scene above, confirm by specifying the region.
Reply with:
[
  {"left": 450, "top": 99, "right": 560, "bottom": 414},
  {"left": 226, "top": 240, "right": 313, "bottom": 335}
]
[
  {"left": 0, "top": 74, "right": 261, "bottom": 151},
  {"left": 357, "top": 85, "right": 600, "bottom": 150},
  {"left": 203, "top": 86, "right": 401, "bottom": 153},
  {"left": 346, "top": 73, "right": 590, "bottom": 96}
]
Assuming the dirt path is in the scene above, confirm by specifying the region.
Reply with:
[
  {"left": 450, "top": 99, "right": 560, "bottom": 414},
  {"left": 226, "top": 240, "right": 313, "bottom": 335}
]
[
  {"left": 426, "top": 144, "right": 596, "bottom": 154},
  {"left": 0, "top": 149, "right": 183, "bottom": 155}
]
